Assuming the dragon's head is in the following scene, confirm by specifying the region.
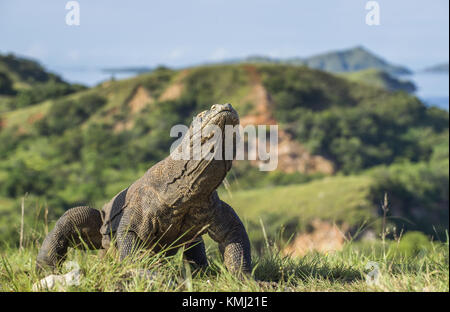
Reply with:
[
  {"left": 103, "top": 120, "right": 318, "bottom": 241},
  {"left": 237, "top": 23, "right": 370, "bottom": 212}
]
[
  {"left": 194, "top": 103, "right": 240, "bottom": 145},
  {"left": 169, "top": 103, "right": 240, "bottom": 198}
]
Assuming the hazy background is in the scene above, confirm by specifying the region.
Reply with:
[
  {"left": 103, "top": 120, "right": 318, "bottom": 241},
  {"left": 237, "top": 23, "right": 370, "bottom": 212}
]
[
  {"left": 1, "top": 0, "right": 448, "bottom": 109},
  {"left": 0, "top": 1, "right": 448, "bottom": 69}
]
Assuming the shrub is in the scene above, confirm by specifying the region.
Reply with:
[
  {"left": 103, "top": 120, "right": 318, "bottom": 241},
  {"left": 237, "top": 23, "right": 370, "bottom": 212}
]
[
  {"left": 397, "top": 231, "right": 433, "bottom": 257},
  {"left": 0, "top": 72, "right": 15, "bottom": 95},
  {"left": 36, "top": 94, "right": 107, "bottom": 135}
]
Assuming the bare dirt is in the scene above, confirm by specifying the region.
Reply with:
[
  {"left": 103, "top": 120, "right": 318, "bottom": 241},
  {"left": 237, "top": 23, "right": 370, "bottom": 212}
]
[
  {"left": 128, "top": 86, "right": 154, "bottom": 114},
  {"left": 158, "top": 70, "right": 189, "bottom": 102},
  {"left": 283, "top": 219, "right": 349, "bottom": 257},
  {"left": 240, "top": 65, "right": 334, "bottom": 174},
  {"left": 114, "top": 85, "right": 154, "bottom": 133},
  {"left": 27, "top": 112, "right": 44, "bottom": 125}
]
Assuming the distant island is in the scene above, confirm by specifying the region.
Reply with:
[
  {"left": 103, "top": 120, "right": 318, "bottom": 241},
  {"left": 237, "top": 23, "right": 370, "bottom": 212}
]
[
  {"left": 225, "top": 46, "right": 412, "bottom": 75},
  {"left": 422, "top": 63, "right": 449, "bottom": 73},
  {"left": 101, "top": 66, "right": 153, "bottom": 74}
]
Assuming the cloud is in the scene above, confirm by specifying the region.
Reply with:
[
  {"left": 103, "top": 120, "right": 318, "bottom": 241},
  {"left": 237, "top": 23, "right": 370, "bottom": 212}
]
[
  {"left": 67, "top": 49, "right": 80, "bottom": 61},
  {"left": 168, "top": 48, "right": 185, "bottom": 60},
  {"left": 24, "top": 43, "right": 48, "bottom": 59},
  {"left": 209, "top": 47, "right": 228, "bottom": 61}
]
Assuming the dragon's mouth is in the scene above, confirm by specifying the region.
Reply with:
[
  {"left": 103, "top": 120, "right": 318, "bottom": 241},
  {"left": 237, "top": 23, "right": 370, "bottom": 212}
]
[
  {"left": 180, "top": 105, "right": 238, "bottom": 188},
  {"left": 198, "top": 109, "right": 238, "bottom": 128},
  {"left": 191, "top": 104, "right": 239, "bottom": 143},
  {"left": 170, "top": 103, "right": 239, "bottom": 164}
]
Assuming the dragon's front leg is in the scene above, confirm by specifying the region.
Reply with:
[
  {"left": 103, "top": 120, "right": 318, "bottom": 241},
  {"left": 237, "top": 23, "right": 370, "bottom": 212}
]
[{"left": 36, "top": 206, "right": 103, "bottom": 272}]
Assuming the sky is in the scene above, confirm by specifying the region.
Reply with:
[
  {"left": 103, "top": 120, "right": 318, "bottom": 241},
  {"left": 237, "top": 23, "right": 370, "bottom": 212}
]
[{"left": 0, "top": 0, "right": 449, "bottom": 73}]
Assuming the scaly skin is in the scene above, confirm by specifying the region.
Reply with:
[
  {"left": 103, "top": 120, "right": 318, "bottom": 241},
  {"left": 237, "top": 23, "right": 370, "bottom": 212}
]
[
  {"left": 36, "top": 103, "right": 251, "bottom": 276},
  {"left": 36, "top": 206, "right": 103, "bottom": 270}
]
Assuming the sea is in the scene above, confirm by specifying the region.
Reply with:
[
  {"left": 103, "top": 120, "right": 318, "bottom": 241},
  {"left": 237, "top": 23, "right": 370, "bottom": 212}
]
[{"left": 408, "top": 72, "right": 449, "bottom": 111}]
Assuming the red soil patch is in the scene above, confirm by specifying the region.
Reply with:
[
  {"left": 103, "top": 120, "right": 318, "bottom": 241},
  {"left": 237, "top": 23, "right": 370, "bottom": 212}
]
[
  {"left": 27, "top": 112, "right": 44, "bottom": 125},
  {"left": 113, "top": 85, "right": 154, "bottom": 133},
  {"left": 128, "top": 86, "right": 154, "bottom": 114},
  {"left": 283, "top": 219, "right": 349, "bottom": 257},
  {"left": 239, "top": 65, "right": 334, "bottom": 174},
  {"left": 159, "top": 69, "right": 189, "bottom": 102}
]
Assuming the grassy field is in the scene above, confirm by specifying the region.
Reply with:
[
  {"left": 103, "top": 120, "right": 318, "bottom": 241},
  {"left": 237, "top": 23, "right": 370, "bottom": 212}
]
[
  {"left": 219, "top": 175, "right": 378, "bottom": 250},
  {"left": 0, "top": 235, "right": 448, "bottom": 292},
  {"left": 1, "top": 176, "right": 448, "bottom": 292}
]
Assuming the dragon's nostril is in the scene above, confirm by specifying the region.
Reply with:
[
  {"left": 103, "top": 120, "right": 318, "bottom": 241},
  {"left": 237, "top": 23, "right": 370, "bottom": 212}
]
[{"left": 211, "top": 104, "right": 218, "bottom": 110}]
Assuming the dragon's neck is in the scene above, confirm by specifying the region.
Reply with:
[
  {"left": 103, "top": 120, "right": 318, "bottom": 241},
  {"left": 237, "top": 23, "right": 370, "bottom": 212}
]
[
  {"left": 144, "top": 145, "right": 230, "bottom": 208},
  {"left": 158, "top": 156, "right": 229, "bottom": 206},
  {"left": 150, "top": 113, "right": 233, "bottom": 207}
]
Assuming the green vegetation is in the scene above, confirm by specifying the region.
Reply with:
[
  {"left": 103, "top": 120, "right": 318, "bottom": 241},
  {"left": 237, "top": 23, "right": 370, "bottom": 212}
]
[
  {"left": 0, "top": 226, "right": 448, "bottom": 291},
  {"left": 181, "top": 65, "right": 253, "bottom": 115},
  {"left": 35, "top": 94, "right": 108, "bottom": 135},
  {"left": 0, "top": 54, "right": 63, "bottom": 86},
  {"left": 340, "top": 69, "right": 416, "bottom": 93},
  {"left": 221, "top": 175, "right": 376, "bottom": 251},
  {"left": 0, "top": 72, "right": 15, "bottom": 95},
  {"left": 259, "top": 65, "right": 448, "bottom": 173},
  {"left": 0, "top": 61, "right": 448, "bottom": 245},
  {"left": 227, "top": 162, "right": 325, "bottom": 190},
  {"left": 1, "top": 194, "right": 448, "bottom": 292},
  {"left": 11, "top": 82, "right": 86, "bottom": 110},
  {"left": 299, "top": 46, "right": 412, "bottom": 75},
  {"left": 232, "top": 46, "right": 412, "bottom": 75},
  {"left": 0, "top": 53, "right": 86, "bottom": 112}
]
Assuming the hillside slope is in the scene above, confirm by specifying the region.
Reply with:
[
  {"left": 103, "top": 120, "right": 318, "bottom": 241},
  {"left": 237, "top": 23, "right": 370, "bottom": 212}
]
[
  {"left": 0, "top": 53, "right": 85, "bottom": 112},
  {"left": 339, "top": 69, "right": 416, "bottom": 93},
  {"left": 0, "top": 54, "right": 64, "bottom": 89},
  {"left": 230, "top": 46, "right": 412, "bottom": 75},
  {"left": 298, "top": 46, "right": 412, "bottom": 75},
  {"left": 220, "top": 175, "right": 376, "bottom": 249}
]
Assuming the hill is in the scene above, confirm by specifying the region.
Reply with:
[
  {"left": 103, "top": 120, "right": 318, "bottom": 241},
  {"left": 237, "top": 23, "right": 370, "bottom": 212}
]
[
  {"left": 229, "top": 46, "right": 412, "bottom": 75},
  {"left": 0, "top": 60, "right": 448, "bottom": 247},
  {"left": 0, "top": 53, "right": 64, "bottom": 88},
  {"left": 422, "top": 63, "right": 449, "bottom": 73},
  {"left": 339, "top": 69, "right": 416, "bottom": 93},
  {"left": 297, "top": 46, "right": 412, "bottom": 75},
  {"left": 0, "top": 53, "right": 85, "bottom": 112}
]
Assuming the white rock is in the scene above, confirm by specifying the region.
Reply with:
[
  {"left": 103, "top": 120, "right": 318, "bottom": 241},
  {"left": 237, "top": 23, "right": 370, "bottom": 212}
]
[{"left": 32, "top": 261, "right": 82, "bottom": 291}]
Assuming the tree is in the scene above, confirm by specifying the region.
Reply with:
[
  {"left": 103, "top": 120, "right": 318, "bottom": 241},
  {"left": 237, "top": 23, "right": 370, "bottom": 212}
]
[{"left": 0, "top": 72, "right": 15, "bottom": 95}]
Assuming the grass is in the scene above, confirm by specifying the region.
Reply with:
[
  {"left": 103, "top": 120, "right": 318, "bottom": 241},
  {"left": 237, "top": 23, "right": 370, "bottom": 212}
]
[
  {"left": 0, "top": 177, "right": 448, "bottom": 292},
  {"left": 0, "top": 236, "right": 448, "bottom": 292},
  {"left": 0, "top": 174, "right": 447, "bottom": 292},
  {"left": 1, "top": 100, "right": 52, "bottom": 132},
  {"left": 219, "top": 175, "right": 378, "bottom": 249},
  {"left": 338, "top": 69, "right": 416, "bottom": 93},
  {"left": 222, "top": 175, "right": 375, "bottom": 224}
]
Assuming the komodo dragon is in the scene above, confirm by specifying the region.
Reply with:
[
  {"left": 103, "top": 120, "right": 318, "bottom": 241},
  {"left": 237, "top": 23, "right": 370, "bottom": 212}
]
[{"left": 36, "top": 103, "right": 251, "bottom": 276}]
